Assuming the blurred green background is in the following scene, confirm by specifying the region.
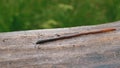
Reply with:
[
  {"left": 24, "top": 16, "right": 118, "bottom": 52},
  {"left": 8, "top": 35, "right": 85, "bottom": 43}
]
[{"left": 0, "top": 0, "right": 120, "bottom": 32}]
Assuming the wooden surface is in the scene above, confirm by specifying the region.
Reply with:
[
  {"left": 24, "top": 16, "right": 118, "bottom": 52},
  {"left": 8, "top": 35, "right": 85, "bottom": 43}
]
[{"left": 0, "top": 21, "right": 120, "bottom": 68}]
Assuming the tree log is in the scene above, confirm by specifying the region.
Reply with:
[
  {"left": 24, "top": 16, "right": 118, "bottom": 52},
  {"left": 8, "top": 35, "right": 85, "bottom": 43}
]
[{"left": 0, "top": 21, "right": 120, "bottom": 68}]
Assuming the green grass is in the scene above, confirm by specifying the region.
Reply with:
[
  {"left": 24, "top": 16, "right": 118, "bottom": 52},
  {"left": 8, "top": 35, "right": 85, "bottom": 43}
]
[{"left": 0, "top": 0, "right": 120, "bottom": 32}]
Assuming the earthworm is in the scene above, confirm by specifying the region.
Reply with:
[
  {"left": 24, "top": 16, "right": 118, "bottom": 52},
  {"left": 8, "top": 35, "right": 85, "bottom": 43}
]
[{"left": 36, "top": 28, "right": 116, "bottom": 44}]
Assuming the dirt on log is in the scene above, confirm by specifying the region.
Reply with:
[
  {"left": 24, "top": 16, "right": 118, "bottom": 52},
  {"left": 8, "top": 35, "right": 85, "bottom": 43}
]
[{"left": 0, "top": 21, "right": 120, "bottom": 68}]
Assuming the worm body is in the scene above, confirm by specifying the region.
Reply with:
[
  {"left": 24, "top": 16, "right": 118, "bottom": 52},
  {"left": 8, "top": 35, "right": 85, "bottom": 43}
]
[{"left": 36, "top": 28, "right": 116, "bottom": 44}]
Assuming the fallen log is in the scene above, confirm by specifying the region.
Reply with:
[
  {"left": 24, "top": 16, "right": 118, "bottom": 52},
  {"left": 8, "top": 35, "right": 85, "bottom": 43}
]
[{"left": 0, "top": 21, "right": 120, "bottom": 68}]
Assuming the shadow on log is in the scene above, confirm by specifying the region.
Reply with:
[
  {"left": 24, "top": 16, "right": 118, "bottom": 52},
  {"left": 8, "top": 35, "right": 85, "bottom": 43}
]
[{"left": 0, "top": 21, "right": 120, "bottom": 68}]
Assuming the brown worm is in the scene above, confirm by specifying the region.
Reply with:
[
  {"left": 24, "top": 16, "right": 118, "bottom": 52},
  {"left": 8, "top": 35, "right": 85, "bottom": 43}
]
[{"left": 36, "top": 28, "right": 116, "bottom": 44}]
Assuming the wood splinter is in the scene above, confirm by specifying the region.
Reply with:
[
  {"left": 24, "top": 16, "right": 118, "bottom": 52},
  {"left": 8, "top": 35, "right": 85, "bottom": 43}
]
[{"left": 36, "top": 28, "right": 116, "bottom": 44}]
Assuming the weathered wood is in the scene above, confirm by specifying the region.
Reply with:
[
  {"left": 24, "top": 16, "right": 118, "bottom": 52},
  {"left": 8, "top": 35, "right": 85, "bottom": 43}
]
[{"left": 0, "top": 21, "right": 120, "bottom": 68}]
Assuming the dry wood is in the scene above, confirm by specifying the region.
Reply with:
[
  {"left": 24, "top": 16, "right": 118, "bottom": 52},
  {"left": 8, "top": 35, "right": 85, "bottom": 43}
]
[{"left": 0, "top": 21, "right": 120, "bottom": 68}]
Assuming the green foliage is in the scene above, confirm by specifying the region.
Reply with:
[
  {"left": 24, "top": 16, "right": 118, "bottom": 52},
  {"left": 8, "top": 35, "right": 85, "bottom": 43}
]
[{"left": 0, "top": 0, "right": 120, "bottom": 32}]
